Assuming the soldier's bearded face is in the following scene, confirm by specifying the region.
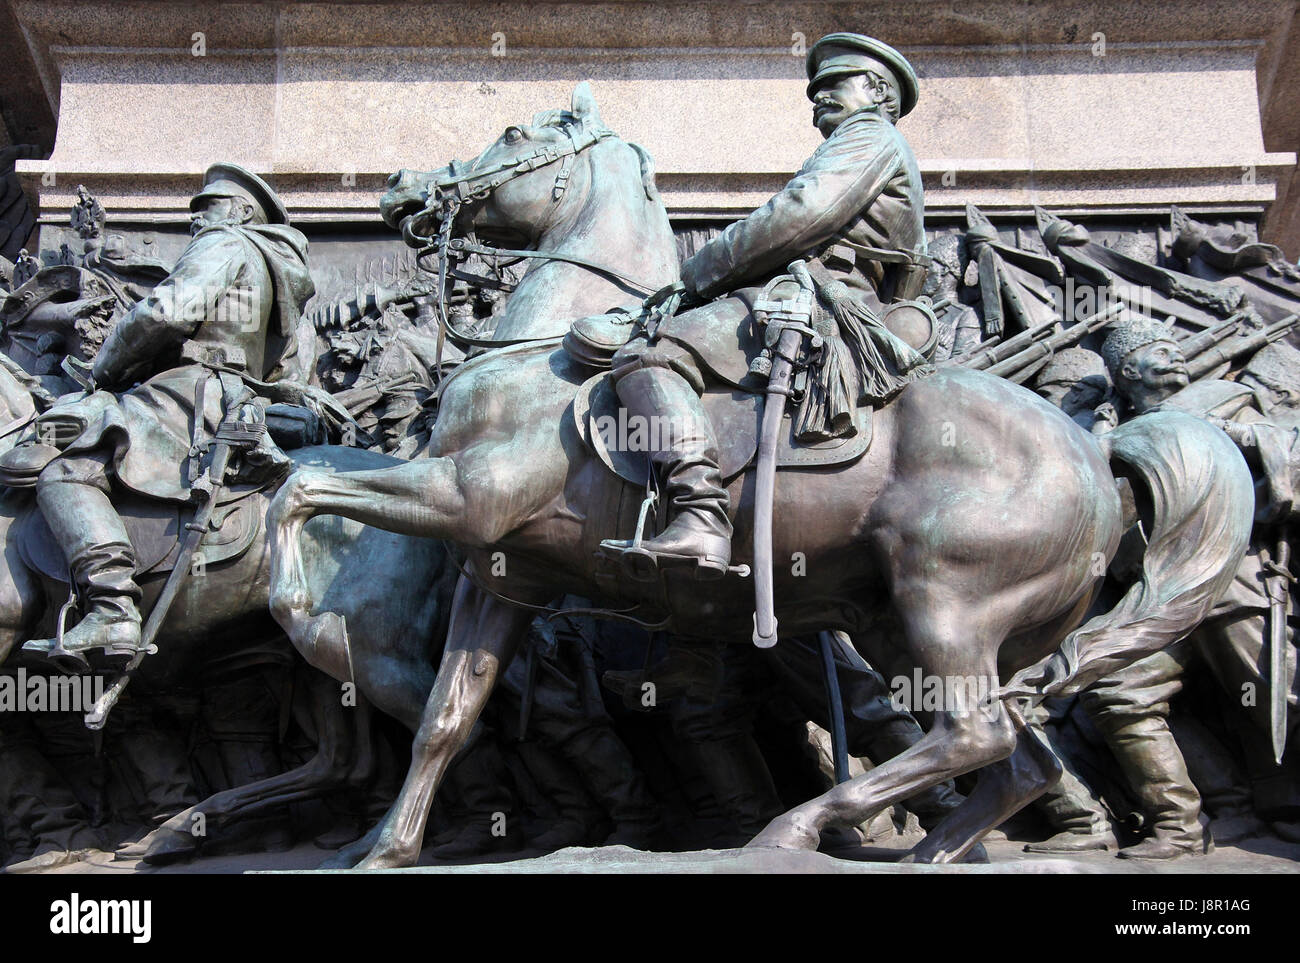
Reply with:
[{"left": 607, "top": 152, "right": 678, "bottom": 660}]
[
  {"left": 811, "top": 75, "right": 877, "bottom": 137},
  {"left": 190, "top": 196, "right": 243, "bottom": 236}
]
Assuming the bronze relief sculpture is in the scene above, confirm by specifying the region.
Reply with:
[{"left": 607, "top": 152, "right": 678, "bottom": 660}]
[
  {"left": 4, "top": 31, "right": 1300, "bottom": 876},
  {"left": 263, "top": 41, "right": 1251, "bottom": 868}
]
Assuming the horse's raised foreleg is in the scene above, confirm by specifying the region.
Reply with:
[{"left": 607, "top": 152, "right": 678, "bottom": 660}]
[
  {"left": 356, "top": 576, "right": 532, "bottom": 869},
  {"left": 902, "top": 721, "right": 1062, "bottom": 863},
  {"left": 268, "top": 460, "right": 466, "bottom": 679}
]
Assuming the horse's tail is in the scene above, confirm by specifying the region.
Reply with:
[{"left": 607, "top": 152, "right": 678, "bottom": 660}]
[{"left": 999, "top": 409, "right": 1255, "bottom": 701}]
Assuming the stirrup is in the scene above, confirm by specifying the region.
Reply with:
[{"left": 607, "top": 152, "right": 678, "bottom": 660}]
[
  {"left": 599, "top": 538, "right": 735, "bottom": 582},
  {"left": 23, "top": 589, "right": 90, "bottom": 669},
  {"left": 597, "top": 490, "right": 748, "bottom": 583}
]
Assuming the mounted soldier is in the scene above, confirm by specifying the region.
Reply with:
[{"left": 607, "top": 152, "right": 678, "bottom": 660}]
[
  {"left": 595, "top": 32, "right": 933, "bottom": 577},
  {"left": 2, "top": 163, "right": 315, "bottom": 660}
]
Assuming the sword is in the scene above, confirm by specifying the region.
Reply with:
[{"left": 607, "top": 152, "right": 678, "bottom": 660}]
[
  {"left": 749, "top": 261, "right": 821, "bottom": 648},
  {"left": 1266, "top": 530, "right": 1292, "bottom": 764},
  {"left": 84, "top": 404, "right": 264, "bottom": 729}
]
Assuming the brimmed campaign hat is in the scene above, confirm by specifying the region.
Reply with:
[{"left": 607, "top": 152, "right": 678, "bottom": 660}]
[
  {"left": 805, "top": 33, "right": 919, "bottom": 117},
  {"left": 190, "top": 162, "right": 288, "bottom": 225}
]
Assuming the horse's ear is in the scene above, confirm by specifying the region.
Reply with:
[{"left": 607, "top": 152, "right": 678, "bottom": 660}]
[{"left": 571, "top": 82, "right": 604, "bottom": 127}]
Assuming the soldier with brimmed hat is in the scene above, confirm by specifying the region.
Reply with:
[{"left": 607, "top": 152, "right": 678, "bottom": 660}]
[
  {"left": 598, "top": 32, "right": 930, "bottom": 583},
  {"left": 597, "top": 33, "right": 932, "bottom": 704},
  {"left": 2, "top": 162, "right": 315, "bottom": 660}
]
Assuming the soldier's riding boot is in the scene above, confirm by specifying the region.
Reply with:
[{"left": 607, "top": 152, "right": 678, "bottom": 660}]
[
  {"left": 600, "top": 367, "right": 732, "bottom": 579},
  {"left": 27, "top": 479, "right": 142, "bottom": 657},
  {"left": 1104, "top": 716, "right": 1211, "bottom": 860}
]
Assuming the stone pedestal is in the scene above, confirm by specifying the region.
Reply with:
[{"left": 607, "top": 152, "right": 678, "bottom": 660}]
[{"left": 8, "top": 0, "right": 1296, "bottom": 235}]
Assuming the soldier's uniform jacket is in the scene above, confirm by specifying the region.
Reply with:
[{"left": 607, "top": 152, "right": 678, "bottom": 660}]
[
  {"left": 1146, "top": 378, "right": 1300, "bottom": 613},
  {"left": 649, "top": 106, "right": 927, "bottom": 398},
  {"left": 38, "top": 222, "right": 314, "bottom": 501},
  {"left": 680, "top": 107, "right": 926, "bottom": 302}
]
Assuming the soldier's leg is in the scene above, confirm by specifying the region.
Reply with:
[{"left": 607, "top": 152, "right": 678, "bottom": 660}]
[
  {"left": 431, "top": 720, "right": 524, "bottom": 858},
  {"left": 1170, "top": 706, "right": 1264, "bottom": 844},
  {"left": 1195, "top": 611, "right": 1300, "bottom": 829},
  {"left": 600, "top": 335, "right": 732, "bottom": 576},
  {"left": 670, "top": 646, "right": 784, "bottom": 845},
  {"left": 1081, "top": 642, "right": 1210, "bottom": 860},
  {"left": 0, "top": 713, "right": 102, "bottom": 873},
  {"left": 503, "top": 645, "right": 663, "bottom": 848},
  {"left": 27, "top": 449, "right": 141, "bottom": 657},
  {"left": 1021, "top": 702, "right": 1117, "bottom": 853}
]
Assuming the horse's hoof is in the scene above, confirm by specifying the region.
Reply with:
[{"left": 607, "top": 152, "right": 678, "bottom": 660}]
[
  {"left": 356, "top": 849, "right": 414, "bottom": 870},
  {"left": 745, "top": 816, "right": 819, "bottom": 851},
  {"left": 116, "top": 826, "right": 199, "bottom": 865}
]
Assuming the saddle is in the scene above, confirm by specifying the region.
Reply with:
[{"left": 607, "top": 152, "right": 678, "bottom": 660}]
[
  {"left": 16, "top": 486, "right": 263, "bottom": 585},
  {"left": 567, "top": 301, "right": 875, "bottom": 485}
]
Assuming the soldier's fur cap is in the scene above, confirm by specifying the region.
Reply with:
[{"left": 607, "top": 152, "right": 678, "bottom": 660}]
[{"left": 1100, "top": 316, "right": 1178, "bottom": 381}]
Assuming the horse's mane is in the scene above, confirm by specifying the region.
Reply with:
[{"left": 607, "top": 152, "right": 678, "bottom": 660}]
[{"left": 529, "top": 109, "right": 660, "bottom": 203}]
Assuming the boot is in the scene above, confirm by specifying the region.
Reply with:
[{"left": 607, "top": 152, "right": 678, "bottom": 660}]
[
  {"left": 562, "top": 727, "right": 663, "bottom": 849},
  {"left": 1099, "top": 714, "right": 1210, "bottom": 860},
  {"left": 25, "top": 480, "right": 141, "bottom": 658},
  {"left": 689, "top": 735, "right": 784, "bottom": 846},
  {"left": 599, "top": 368, "right": 732, "bottom": 580}
]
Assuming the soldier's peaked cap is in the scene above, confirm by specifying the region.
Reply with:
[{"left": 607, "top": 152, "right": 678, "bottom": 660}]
[
  {"left": 806, "top": 33, "right": 919, "bottom": 117},
  {"left": 190, "top": 162, "right": 288, "bottom": 225}
]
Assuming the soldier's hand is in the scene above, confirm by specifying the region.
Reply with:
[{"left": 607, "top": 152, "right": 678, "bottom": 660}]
[{"left": 1091, "top": 401, "right": 1119, "bottom": 435}]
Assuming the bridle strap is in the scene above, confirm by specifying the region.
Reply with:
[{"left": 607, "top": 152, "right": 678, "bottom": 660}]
[
  {"left": 446, "top": 238, "right": 658, "bottom": 297},
  {"left": 433, "top": 126, "right": 617, "bottom": 202},
  {"left": 410, "top": 123, "right": 662, "bottom": 362}
]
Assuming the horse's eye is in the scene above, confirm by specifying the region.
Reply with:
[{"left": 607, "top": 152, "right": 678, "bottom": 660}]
[{"left": 504, "top": 127, "right": 524, "bottom": 145}]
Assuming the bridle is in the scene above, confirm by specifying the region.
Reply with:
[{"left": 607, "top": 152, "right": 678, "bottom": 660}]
[{"left": 402, "top": 123, "right": 664, "bottom": 376}]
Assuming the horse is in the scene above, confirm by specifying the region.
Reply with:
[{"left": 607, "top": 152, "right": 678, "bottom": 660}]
[
  {"left": 0, "top": 354, "right": 458, "bottom": 866},
  {"left": 266, "top": 82, "right": 1255, "bottom": 868}
]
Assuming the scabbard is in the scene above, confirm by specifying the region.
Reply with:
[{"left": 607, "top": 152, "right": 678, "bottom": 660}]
[
  {"left": 85, "top": 441, "right": 234, "bottom": 730},
  {"left": 1268, "top": 533, "right": 1291, "bottom": 764},
  {"left": 752, "top": 325, "right": 800, "bottom": 648}
]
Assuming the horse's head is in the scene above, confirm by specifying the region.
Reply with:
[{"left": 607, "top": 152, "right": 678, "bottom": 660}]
[
  {"left": 383, "top": 83, "right": 660, "bottom": 252},
  {"left": 380, "top": 166, "right": 445, "bottom": 235}
]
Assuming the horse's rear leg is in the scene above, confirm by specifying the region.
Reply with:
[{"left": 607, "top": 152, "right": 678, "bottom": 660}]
[
  {"left": 903, "top": 722, "right": 1062, "bottom": 863},
  {"left": 750, "top": 598, "right": 1019, "bottom": 851},
  {"left": 357, "top": 577, "right": 532, "bottom": 869},
  {"left": 116, "top": 668, "right": 362, "bottom": 864},
  {"left": 750, "top": 694, "right": 1019, "bottom": 850}
]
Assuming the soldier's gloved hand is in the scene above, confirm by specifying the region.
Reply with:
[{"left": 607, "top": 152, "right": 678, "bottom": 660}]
[{"left": 1090, "top": 401, "right": 1119, "bottom": 435}]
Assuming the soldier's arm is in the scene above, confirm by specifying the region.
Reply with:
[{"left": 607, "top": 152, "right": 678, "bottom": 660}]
[
  {"left": 92, "top": 230, "right": 245, "bottom": 388},
  {"left": 682, "top": 114, "right": 905, "bottom": 298}
]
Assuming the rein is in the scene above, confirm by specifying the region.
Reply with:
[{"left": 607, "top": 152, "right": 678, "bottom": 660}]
[{"left": 405, "top": 124, "right": 663, "bottom": 372}]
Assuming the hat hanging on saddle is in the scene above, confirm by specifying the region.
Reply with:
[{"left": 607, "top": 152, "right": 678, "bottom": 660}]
[
  {"left": 805, "top": 33, "right": 919, "bottom": 117},
  {"left": 190, "top": 162, "right": 289, "bottom": 226}
]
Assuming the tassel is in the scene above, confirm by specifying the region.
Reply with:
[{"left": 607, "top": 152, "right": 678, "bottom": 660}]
[{"left": 792, "top": 282, "right": 935, "bottom": 444}]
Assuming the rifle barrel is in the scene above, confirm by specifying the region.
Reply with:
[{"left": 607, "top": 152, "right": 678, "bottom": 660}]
[{"left": 984, "top": 303, "right": 1125, "bottom": 380}]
